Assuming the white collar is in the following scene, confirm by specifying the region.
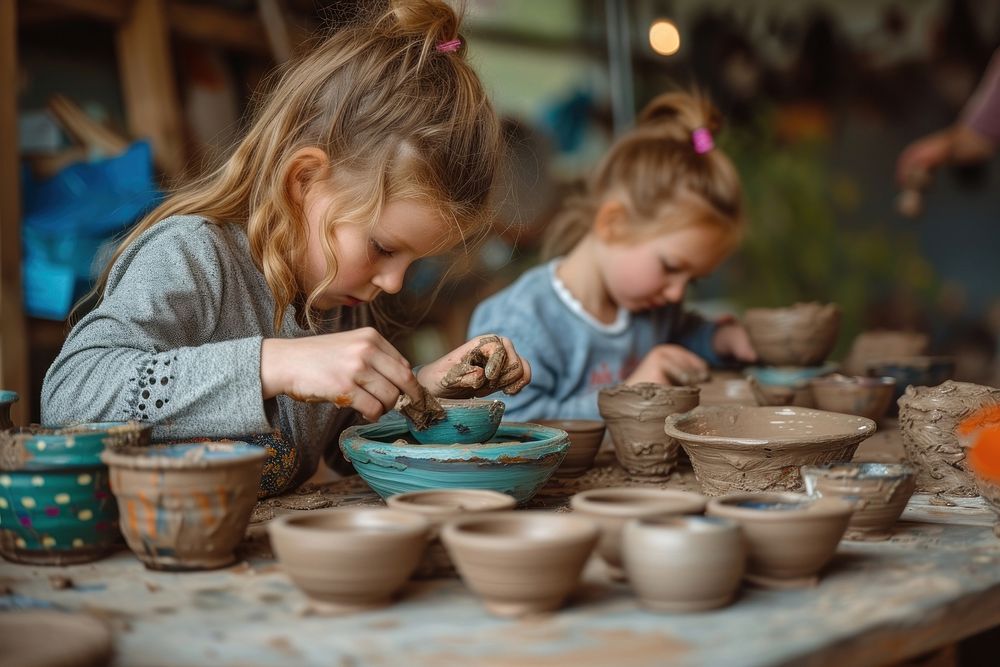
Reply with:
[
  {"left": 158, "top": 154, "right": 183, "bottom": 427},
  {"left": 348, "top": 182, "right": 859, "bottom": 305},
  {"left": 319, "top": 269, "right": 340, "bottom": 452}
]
[{"left": 548, "top": 260, "right": 630, "bottom": 335}]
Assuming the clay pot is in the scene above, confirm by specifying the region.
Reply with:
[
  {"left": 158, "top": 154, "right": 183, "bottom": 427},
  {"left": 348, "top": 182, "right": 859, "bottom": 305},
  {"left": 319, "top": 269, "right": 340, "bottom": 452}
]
[
  {"left": 744, "top": 364, "right": 839, "bottom": 409},
  {"left": 0, "top": 610, "right": 113, "bottom": 667},
  {"left": 102, "top": 442, "right": 266, "bottom": 570},
  {"left": 597, "top": 383, "right": 700, "bottom": 481},
  {"left": 534, "top": 419, "right": 605, "bottom": 477},
  {"left": 843, "top": 330, "right": 929, "bottom": 376},
  {"left": 406, "top": 398, "right": 505, "bottom": 445},
  {"left": 810, "top": 375, "right": 897, "bottom": 421},
  {"left": 707, "top": 492, "right": 854, "bottom": 588},
  {"left": 664, "top": 406, "right": 876, "bottom": 496},
  {"left": 570, "top": 487, "right": 706, "bottom": 581},
  {"left": 622, "top": 515, "right": 745, "bottom": 612},
  {"left": 801, "top": 462, "right": 916, "bottom": 540},
  {"left": 386, "top": 489, "right": 516, "bottom": 578},
  {"left": 340, "top": 417, "right": 567, "bottom": 504},
  {"left": 867, "top": 356, "right": 956, "bottom": 409},
  {"left": 743, "top": 302, "right": 841, "bottom": 367},
  {"left": 269, "top": 508, "right": 430, "bottom": 613},
  {"left": 897, "top": 381, "right": 1000, "bottom": 496},
  {"left": 0, "top": 390, "right": 18, "bottom": 431},
  {"left": 0, "top": 421, "right": 150, "bottom": 566},
  {"left": 441, "top": 512, "right": 598, "bottom": 617}
]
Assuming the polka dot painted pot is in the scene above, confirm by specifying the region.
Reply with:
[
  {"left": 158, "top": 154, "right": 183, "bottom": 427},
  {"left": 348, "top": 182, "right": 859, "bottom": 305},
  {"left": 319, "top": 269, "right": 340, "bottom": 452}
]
[
  {"left": 0, "top": 422, "right": 150, "bottom": 565},
  {"left": 101, "top": 442, "right": 266, "bottom": 571}
]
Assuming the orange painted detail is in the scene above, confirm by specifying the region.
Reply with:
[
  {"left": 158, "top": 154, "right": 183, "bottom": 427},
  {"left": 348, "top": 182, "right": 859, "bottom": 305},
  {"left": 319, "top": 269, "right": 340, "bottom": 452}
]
[
  {"left": 334, "top": 393, "right": 353, "bottom": 408},
  {"left": 138, "top": 491, "right": 156, "bottom": 537},
  {"left": 195, "top": 492, "right": 213, "bottom": 528},
  {"left": 968, "top": 426, "right": 1000, "bottom": 483},
  {"left": 216, "top": 486, "right": 228, "bottom": 514},
  {"left": 958, "top": 405, "right": 1000, "bottom": 435},
  {"left": 126, "top": 499, "right": 139, "bottom": 535}
]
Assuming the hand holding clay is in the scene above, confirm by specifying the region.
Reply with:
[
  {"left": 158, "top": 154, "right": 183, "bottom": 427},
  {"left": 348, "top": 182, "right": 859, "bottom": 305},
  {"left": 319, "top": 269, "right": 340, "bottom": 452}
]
[
  {"left": 625, "top": 344, "right": 709, "bottom": 386},
  {"left": 418, "top": 334, "right": 532, "bottom": 398},
  {"left": 712, "top": 321, "right": 758, "bottom": 363},
  {"left": 260, "top": 327, "right": 422, "bottom": 422}
]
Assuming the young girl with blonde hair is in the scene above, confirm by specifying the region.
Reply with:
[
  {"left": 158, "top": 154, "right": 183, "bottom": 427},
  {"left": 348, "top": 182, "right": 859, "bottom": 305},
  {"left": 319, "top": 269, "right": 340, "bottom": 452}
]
[
  {"left": 469, "top": 92, "right": 755, "bottom": 421},
  {"left": 43, "top": 0, "right": 530, "bottom": 496}
]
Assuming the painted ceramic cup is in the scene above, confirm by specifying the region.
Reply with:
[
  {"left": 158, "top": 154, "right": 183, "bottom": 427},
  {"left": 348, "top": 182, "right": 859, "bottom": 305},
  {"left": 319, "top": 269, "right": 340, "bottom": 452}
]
[
  {"left": 801, "top": 462, "right": 915, "bottom": 541},
  {"left": 269, "top": 508, "right": 430, "bottom": 613},
  {"left": 0, "top": 422, "right": 149, "bottom": 565},
  {"left": 743, "top": 302, "right": 841, "bottom": 367},
  {"left": 897, "top": 381, "right": 1000, "bottom": 497},
  {"left": 0, "top": 390, "right": 18, "bottom": 430},
  {"left": 102, "top": 442, "right": 266, "bottom": 571},
  {"left": 623, "top": 515, "right": 745, "bottom": 612},
  {"left": 810, "top": 375, "right": 897, "bottom": 421},
  {"left": 707, "top": 492, "right": 854, "bottom": 588},
  {"left": 570, "top": 487, "right": 706, "bottom": 581},
  {"left": 441, "top": 512, "right": 599, "bottom": 618},
  {"left": 340, "top": 418, "right": 568, "bottom": 504},
  {"left": 598, "top": 383, "right": 700, "bottom": 481},
  {"left": 664, "top": 406, "right": 876, "bottom": 496},
  {"left": 534, "top": 420, "right": 605, "bottom": 477},
  {"left": 406, "top": 399, "right": 505, "bottom": 445},
  {"left": 386, "top": 489, "right": 516, "bottom": 578}
]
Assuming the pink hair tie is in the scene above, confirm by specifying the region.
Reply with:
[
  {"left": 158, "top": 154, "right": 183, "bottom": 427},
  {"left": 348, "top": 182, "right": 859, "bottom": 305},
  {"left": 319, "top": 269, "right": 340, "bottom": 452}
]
[
  {"left": 436, "top": 38, "right": 462, "bottom": 53},
  {"left": 692, "top": 127, "right": 714, "bottom": 154}
]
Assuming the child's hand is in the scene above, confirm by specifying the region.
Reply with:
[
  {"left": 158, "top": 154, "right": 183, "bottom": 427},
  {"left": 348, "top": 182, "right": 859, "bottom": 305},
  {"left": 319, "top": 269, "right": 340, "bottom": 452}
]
[
  {"left": 418, "top": 334, "right": 532, "bottom": 398},
  {"left": 713, "top": 321, "right": 758, "bottom": 363},
  {"left": 260, "top": 328, "right": 422, "bottom": 422},
  {"left": 626, "top": 344, "right": 709, "bottom": 386}
]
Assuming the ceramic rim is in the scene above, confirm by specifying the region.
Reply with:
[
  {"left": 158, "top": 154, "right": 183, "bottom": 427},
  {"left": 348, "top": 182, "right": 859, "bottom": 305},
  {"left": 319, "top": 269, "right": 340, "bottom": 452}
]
[
  {"left": 386, "top": 489, "right": 517, "bottom": 515},
  {"left": 707, "top": 492, "right": 855, "bottom": 520},
  {"left": 664, "top": 406, "right": 876, "bottom": 448},
  {"left": 101, "top": 442, "right": 267, "bottom": 469}
]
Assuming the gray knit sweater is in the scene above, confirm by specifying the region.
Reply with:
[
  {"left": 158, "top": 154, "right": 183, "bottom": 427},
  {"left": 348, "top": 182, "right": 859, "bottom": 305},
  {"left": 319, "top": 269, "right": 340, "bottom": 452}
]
[{"left": 42, "top": 216, "right": 368, "bottom": 494}]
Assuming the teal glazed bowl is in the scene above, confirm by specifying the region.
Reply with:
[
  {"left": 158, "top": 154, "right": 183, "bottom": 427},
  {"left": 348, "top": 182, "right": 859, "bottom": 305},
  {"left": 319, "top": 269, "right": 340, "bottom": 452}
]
[
  {"left": 406, "top": 399, "right": 505, "bottom": 445},
  {"left": 0, "top": 390, "right": 18, "bottom": 430},
  {"left": 341, "top": 417, "right": 568, "bottom": 504},
  {"left": 0, "top": 421, "right": 150, "bottom": 565}
]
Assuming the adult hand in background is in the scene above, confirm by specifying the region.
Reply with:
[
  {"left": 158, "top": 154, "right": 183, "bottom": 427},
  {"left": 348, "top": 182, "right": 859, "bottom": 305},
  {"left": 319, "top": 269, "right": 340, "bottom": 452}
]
[{"left": 419, "top": 334, "right": 532, "bottom": 398}]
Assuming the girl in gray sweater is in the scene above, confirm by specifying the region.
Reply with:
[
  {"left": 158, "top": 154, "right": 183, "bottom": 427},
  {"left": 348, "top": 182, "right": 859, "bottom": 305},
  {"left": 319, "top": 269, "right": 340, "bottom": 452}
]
[{"left": 42, "top": 1, "right": 529, "bottom": 496}]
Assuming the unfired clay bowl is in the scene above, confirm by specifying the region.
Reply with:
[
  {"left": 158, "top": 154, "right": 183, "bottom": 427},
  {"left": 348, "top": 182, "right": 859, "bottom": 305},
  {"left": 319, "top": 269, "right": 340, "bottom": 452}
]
[
  {"left": 597, "top": 383, "right": 700, "bottom": 481},
  {"left": 810, "top": 375, "right": 897, "bottom": 421},
  {"left": 386, "top": 489, "right": 516, "bottom": 578},
  {"left": 801, "top": 462, "right": 916, "bottom": 540},
  {"left": 743, "top": 302, "right": 841, "bottom": 367},
  {"left": 744, "top": 364, "right": 839, "bottom": 409},
  {"left": 570, "top": 487, "right": 706, "bottom": 581},
  {"left": 102, "top": 442, "right": 266, "bottom": 571},
  {"left": 623, "top": 515, "right": 745, "bottom": 612},
  {"left": 441, "top": 512, "right": 599, "bottom": 617},
  {"left": 867, "top": 356, "right": 956, "bottom": 409},
  {"left": 269, "top": 508, "right": 430, "bottom": 613},
  {"left": 664, "top": 406, "right": 876, "bottom": 496},
  {"left": 406, "top": 398, "right": 505, "bottom": 445},
  {"left": 534, "top": 419, "right": 606, "bottom": 477},
  {"left": 897, "top": 381, "right": 1000, "bottom": 496},
  {"left": 707, "top": 492, "right": 854, "bottom": 588}
]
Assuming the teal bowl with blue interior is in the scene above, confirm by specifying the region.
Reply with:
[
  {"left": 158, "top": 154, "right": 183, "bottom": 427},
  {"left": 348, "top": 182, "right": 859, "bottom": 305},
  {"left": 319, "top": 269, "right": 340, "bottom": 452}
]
[
  {"left": 0, "top": 390, "right": 18, "bottom": 430},
  {"left": 341, "top": 417, "right": 568, "bottom": 504},
  {"left": 0, "top": 421, "right": 151, "bottom": 565},
  {"left": 744, "top": 363, "right": 839, "bottom": 388},
  {"left": 406, "top": 398, "right": 505, "bottom": 445}
]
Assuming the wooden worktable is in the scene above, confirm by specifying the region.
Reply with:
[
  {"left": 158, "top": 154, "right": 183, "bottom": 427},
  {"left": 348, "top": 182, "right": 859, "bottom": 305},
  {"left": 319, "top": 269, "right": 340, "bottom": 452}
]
[{"left": 2, "top": 421, "right": 1000, "bottom": 667}]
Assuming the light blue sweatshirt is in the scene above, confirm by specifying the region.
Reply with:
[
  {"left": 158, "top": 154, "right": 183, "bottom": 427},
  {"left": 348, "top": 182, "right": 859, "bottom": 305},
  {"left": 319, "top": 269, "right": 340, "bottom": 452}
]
[{"left": 468, "top": 260, "right": 720, "bottom": 421}]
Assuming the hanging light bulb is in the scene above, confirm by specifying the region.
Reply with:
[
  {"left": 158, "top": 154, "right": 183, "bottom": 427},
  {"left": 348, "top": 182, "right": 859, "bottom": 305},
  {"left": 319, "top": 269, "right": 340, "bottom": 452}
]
[{"left": 649, "top": 19, "right": 681, "bottom": 56}]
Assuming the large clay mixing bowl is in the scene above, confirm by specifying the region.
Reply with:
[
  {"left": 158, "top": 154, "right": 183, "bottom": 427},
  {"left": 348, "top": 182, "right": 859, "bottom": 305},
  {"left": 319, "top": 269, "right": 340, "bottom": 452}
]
[
  {"left": 664, "top": 406, "right": 876, "bottom": 496},
  {"left": 269, "top": 508, "right": 430, "bottom": 613},
  {"left": 743, "top": 302, "right": 840, "bottom": 367},
  {"left": 707, "top": 492, "right": 854, "bottom": 588},
  {"left": 340, "top": 417, "right": 568, "bottom": 504}
]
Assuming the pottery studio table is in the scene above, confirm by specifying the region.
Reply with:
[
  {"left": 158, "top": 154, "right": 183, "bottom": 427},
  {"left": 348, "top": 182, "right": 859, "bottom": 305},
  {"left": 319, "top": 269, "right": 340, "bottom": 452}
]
[{"left": 2, "top": 421, "right": 1000, "bottom": 667}]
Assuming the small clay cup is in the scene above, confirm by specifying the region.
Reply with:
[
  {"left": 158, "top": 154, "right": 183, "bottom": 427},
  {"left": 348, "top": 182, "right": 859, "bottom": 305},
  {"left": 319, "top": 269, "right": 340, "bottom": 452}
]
[
  {"left": 810, "top": 375, "right": 897, "bottom": 421},
  {"left": 102, "top": 442, "right": 266, "bottom": 570},
  {"left": 386, "top": 489, "right": 516, "bottom": 578},
  {"left": 867, "top": 356, "right": 956, "bottom": 410},
  {"left": 570, "top": 487, "right": 706, "bottom": 581},
  {"left": 622, "top": 515, "right": 745, "bottom": 612},
  {"left": 801, "top": 462, "right": 916, "bottom": 540},
  {"left": 406, "top": 398, "right": 505, "bottom": 445},
  {"left": 269, "top": 508, "right": 430, "bottom": 613},
  {"left": 598, "top": 383, "right": 700, "bottom": 481},
  {"left": 0, "top": 390, "right": 18, "bottom": 430},
  {"left": 534, "top": 420, "right": 605, "bottom": 477},
  {"left": 743, "top": 302, "right": 841, "bottom": 367},
  {"left": 441, "top": 512, "right": 599, "bottom": 617},
  {"left": 897, "top": 381, "right": 1000, "bottom": 496},
  {"left": 707, "top": 492, "right": 854, "bottom": 588}
]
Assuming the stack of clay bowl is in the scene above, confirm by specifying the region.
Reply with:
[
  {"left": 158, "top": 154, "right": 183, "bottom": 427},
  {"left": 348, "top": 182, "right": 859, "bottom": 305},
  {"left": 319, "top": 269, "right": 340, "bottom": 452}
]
[
  {"left": 664, "top": 405, "right": 876, "bottom": 496},
  {"left": 102, "top": 441, "right": 266, "bottom": 570},
  {"left": 0, "top": 420, "right": 151, "bottom": 565},
  {"left": 743, "top": 302, "right": 842, "bottom": 407},
  {"left": 597, "top": 383, "right": 700, "bottom": 481}
]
